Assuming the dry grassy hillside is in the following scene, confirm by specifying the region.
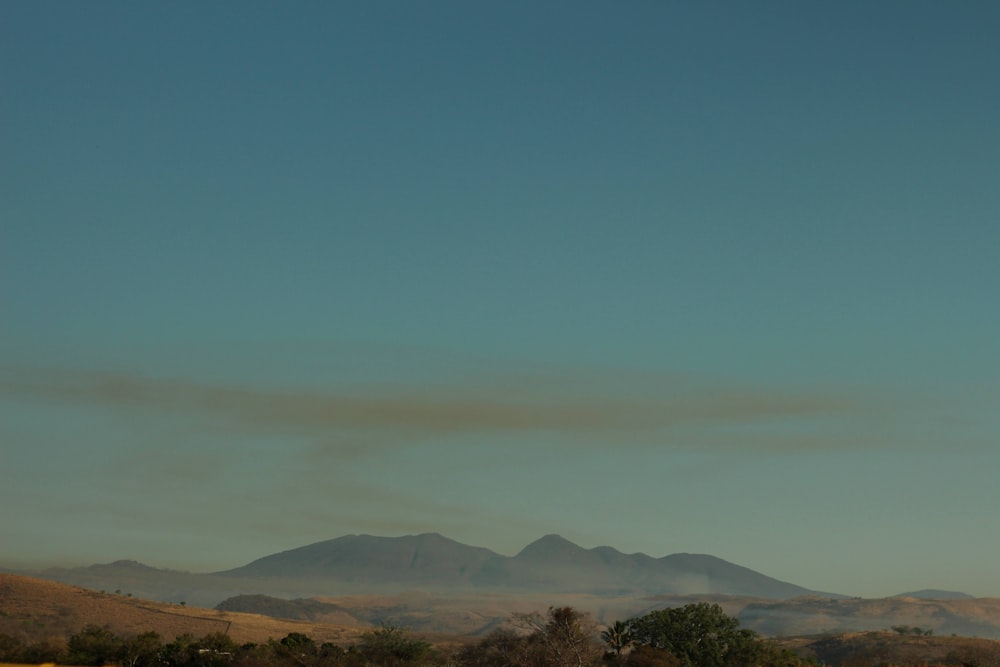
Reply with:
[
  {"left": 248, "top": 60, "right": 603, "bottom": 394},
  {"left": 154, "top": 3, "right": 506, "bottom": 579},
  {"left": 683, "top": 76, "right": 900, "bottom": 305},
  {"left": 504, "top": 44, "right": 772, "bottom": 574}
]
[
  {"left": 0, "top": 575, "right": 368, "bottom": 646},
  {"left": 779, "top": 631, "right": 1000, "bottom": 666},
  {"left": 310, "top": 590, "right": 686, "bottom": 635},
  {"left": 740, "top": 595, "right": 1000, "bottom": 638}
]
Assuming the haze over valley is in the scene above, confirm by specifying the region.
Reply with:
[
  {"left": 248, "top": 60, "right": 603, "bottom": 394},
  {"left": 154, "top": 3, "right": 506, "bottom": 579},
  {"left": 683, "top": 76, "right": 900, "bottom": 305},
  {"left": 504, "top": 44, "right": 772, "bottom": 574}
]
[{"left": 9, "top": 533, "right": 1000, "bottom": 640}]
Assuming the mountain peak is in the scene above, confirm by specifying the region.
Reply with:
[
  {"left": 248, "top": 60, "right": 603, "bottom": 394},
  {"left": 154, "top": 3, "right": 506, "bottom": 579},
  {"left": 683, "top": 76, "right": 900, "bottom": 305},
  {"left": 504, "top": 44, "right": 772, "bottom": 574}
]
[
  {"left": 34, "top": 532, "right": 837, "bottom": 601},
  {"left": 515, "top": 534, "right": 585, "bottom": 559},
  {"left": 893, "top": 589, "right": 974, "bottom": 600},
  {"left": 88, "top": 560, "right": 161, "bottom": 571},
  {"left": 219, "top": 531, "right": 502, "bottom": 583}
]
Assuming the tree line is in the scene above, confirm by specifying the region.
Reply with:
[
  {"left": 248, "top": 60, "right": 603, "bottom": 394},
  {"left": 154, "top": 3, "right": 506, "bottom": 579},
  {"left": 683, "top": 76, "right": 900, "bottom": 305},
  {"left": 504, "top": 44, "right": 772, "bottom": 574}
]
[
  {"left": 459, "top": 603, "right": 809, "bottom": 667},
  {"left": 0, "top": 603, "right": 811, "bottom": 667}
]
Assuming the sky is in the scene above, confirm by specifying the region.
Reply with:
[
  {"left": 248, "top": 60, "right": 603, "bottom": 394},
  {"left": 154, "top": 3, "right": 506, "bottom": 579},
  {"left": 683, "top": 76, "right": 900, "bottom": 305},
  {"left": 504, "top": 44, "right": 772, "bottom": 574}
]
[{"left": 1, "top": 1, "right": 998, "bottom": 599}]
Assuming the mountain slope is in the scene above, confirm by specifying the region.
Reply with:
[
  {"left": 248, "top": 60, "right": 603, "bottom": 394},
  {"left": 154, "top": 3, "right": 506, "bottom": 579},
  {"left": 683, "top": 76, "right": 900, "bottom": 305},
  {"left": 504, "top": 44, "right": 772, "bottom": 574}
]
[
  {"left": 18, "top": 533, "right": 833, "bottom": 602},
  {"left": 469, "top": 535, "right": 818, "bottom": 598},
  {"left": 656, "top": 553, "right": 814, "bottom": 598},
  {"left": 218, "top": 533, "right": 502, "bottom": 586}
]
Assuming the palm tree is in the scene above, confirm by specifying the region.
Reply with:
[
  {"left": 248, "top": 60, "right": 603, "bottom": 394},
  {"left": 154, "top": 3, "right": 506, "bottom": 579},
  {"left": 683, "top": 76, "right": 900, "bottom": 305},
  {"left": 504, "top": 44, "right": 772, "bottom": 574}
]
[{"left": 600, "top": 620, "right": 633, "bottom": 658}]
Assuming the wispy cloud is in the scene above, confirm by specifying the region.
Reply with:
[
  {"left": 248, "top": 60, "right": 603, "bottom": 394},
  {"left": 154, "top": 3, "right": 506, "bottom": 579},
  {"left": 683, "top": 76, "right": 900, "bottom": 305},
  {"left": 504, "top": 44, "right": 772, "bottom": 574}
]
[{"left": 1, "top": 365, "right": 860, "bottom": 450}]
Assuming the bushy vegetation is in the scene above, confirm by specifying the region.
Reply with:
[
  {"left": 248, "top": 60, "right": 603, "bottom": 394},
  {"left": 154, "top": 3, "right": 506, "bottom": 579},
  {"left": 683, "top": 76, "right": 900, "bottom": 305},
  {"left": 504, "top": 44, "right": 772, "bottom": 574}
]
[
  {"left": 891, "top": 624, "right": 934, "bottom": 637},
  {"left": 623, "top": 602, "right": 808, "bottom": 667},
  {"left": 7, "top": 601, "right": 999, "bottom": 666},
  {"left": 0, "top": 603, "right": 811, "bottom": 667},
  {"left": 0, "top": 623, "right": 435, "bottom": 667}
]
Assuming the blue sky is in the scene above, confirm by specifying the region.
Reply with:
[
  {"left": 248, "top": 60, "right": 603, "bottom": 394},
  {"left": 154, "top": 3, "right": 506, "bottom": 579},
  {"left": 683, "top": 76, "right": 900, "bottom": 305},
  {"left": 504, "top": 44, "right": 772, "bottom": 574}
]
[{"left": 2, "top": 1, "right": 998, "bottom": 598}]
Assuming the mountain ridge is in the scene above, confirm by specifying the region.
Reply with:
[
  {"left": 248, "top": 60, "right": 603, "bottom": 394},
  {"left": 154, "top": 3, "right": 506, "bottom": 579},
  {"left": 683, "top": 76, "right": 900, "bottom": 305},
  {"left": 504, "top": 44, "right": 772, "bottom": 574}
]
[
  {"left": 212, "top": 532, "right": 829, "bottom": 599},
  {"left": 16, "top": 533, "right": 842, "bottom": 605}
]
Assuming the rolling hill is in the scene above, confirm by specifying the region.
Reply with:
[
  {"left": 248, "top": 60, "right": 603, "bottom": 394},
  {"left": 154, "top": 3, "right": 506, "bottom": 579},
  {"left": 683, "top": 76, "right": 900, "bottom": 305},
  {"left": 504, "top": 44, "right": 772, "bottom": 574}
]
[
  {"left": 0, "top": 574, "right": 367, "bottom": 646},
  {"left": 16, "top": 532, "right": 1000, "bottom": 640},
  {"left": 5, "top": 572, "right": 1000, "bottom": 662},
  {"left": 738, "top": 595, "right": 1000, "bottom": 638}
]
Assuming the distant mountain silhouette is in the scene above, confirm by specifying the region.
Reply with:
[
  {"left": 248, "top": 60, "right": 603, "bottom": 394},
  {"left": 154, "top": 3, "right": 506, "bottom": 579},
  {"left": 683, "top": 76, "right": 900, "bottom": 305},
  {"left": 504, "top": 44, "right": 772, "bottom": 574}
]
[
  {"left": 893, "top": 589, "right": 975, "bottom": 600},
  {"left": 217, "top": 533, "right": 501, "bottom": 586},
  {"left": 216, "top": 532, "right": 825, "bottom": 599},
  {"left": 15, "top": 533, "right": 842, "bottom": 606}
]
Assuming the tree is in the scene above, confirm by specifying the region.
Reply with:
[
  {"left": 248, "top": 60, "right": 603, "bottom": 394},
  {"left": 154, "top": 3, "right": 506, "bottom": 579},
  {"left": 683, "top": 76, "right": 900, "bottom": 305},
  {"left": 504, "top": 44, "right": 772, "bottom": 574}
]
[
  {"left": 625, "top": 603, "right": 796, "bottom": 667},
  {"left": 194, "top": 631, "right": 238, "bottom": 667},
  {"left": 118, "top": 631, "right": 163, "bottom": 667},
  {"left": 624, "top": 645, "right": 680, "bottom": 667},
  {"left": 317, "top": 641, "right": 347, "bottom": 666},
  {"left": 512, "top": 606, "right": 603, "bottom": 667},
  {"left": 462, "top": 607, "right": 603, "bottom": 667},
  {"left": 459, "top": 628, "right": 535, "bottom": 667},
  {"left": 161, "top": 633, "right": 199, "bottom": 667},
  {"left": 0, "top": 634, "right": 28, "bottom": 663},
  {"left": 267, "top": 632, "right": 318, "bottom": 667},
  {"left": 67, "top": 625, "right": 123, "bottom": 666},
  {"left": 19, "top": 638, "right": 65, "bottom": 665},
  {"left": 600, "top": 621, "right": 633, "bottom": 659},
  {"left": 358, "top": 624, "right": 432, "bottom": 666}
]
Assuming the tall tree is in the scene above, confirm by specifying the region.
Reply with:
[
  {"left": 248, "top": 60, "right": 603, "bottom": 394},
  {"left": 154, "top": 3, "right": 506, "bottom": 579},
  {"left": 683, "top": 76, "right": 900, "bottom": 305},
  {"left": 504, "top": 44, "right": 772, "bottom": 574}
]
[
  {"left": 626, "top": 603, "right": 749, "bottom": 667},
  {"left": 358, "top": 624, "right": 432, "bottom": 666},
  {"left": 513, "top": 606, "right": 602, "bottom": 667},
  {"left": 118, "top": 631, "right": 162, "bottom": 667},
  {"left": 600, "top": 620, "right": 633, "bottom": 658},
  {"left": 67, "top": 625, "right": 123, "bottom": 666}
]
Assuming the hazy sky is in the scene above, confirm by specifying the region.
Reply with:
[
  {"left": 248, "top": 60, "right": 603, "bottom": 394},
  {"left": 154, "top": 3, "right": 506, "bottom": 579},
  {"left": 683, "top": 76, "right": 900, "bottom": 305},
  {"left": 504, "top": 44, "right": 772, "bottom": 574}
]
[{"left": 2, "top": 1, "right": 998, "bottom": 598}]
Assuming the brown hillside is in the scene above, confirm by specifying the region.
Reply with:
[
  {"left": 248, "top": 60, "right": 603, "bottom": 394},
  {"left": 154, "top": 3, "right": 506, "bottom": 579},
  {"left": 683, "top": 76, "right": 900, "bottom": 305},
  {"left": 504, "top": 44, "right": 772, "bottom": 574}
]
[
  {"left": 740, "top": 596, "right": 1000, "bottom": 638},
  {"left": 779, "top": 631, "right": 1000, "bottom": 666},
  {"left": 0, "top": 574, "right": 368, "bottom": 646}
]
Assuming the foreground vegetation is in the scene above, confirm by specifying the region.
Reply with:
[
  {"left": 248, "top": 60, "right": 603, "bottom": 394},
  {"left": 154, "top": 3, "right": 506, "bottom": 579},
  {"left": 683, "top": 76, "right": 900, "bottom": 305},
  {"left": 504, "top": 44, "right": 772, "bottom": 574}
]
[
  {"left": 3, "top": 602, "right": 999, "bottom": 666},
  {"left": 0, "top": 603, "right": 815, "bottom": 667},
  {"left": 0, "top": 624, "right": 430, "bottom": 667}
]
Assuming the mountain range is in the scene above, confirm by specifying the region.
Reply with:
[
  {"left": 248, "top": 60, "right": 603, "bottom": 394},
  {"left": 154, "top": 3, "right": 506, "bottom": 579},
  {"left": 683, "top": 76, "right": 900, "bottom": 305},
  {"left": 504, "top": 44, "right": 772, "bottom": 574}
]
[
  {"left": 213, "top": 532, "right": 826, "bottom": 599},
  {"left": 8, "top": 533, "right": 994, "bottom": 638},
  {"left": 17, "top": 533, "right": 833, "bottom": 607}
]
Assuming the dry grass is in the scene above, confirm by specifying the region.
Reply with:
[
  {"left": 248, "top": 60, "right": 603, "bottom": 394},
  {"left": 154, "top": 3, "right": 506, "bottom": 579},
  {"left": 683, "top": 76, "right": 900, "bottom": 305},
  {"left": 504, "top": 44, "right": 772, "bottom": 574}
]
[
  {"left": 777, "top": 630, "right": 1000, "bottom": 666},
  {"left": 5, "top": 574, "right": 1000, "bottom": 665},
  {"left": 0, "top": 575, "right": 368, "bottom": 646}
]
